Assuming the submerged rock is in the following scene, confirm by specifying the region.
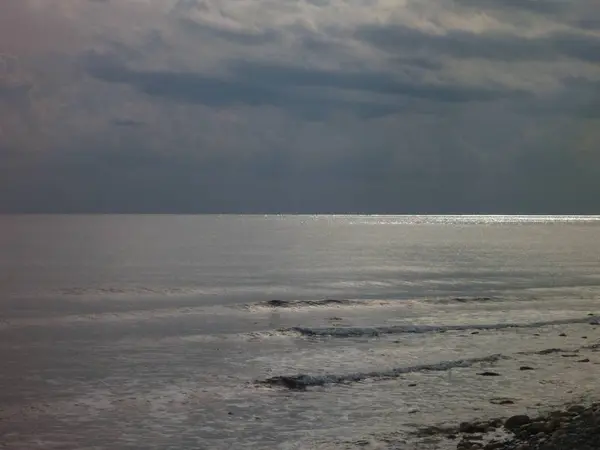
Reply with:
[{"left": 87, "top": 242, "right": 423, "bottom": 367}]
[
  {"left": 490, "top": 398, "right": 515, "bottom": 405},
  {"left": 478, "top": 371, "right": 501, "bottom": 377}
]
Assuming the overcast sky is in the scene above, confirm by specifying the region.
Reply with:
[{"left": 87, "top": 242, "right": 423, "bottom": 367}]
[{"left": 1, "top": 0, "right": 599, "bottom": 213}]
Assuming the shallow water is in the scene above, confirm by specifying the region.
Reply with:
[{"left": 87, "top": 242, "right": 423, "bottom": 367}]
[{"left": 1, "top": 215, "right": 600, "bottom": 449}]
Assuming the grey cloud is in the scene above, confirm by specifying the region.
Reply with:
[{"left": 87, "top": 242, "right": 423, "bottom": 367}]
[
  {"left": 453, "top": 0, "right": 570, "bottom": 14},
  {"left": 523, "top": 77, "right": 600, "bottom": 118},
  {"left": 179, "top": 17, "right": 280, "bottom": 45},
  {"left": 356, "top": 25, "right": 600, "bottom": 62},
  {"left": 83, "top": 51, "right": 526, "bottom": 120},
  {"left": 0, "top": 83, "right": 32, "bottom": 104},
  {"left": 111, "top": 118, "right": 144, "bottom": 127}
]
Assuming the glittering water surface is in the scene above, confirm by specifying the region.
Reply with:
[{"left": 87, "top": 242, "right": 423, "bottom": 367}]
[{"left": 1, "top": 215, "right": 600, "bottom": 449}]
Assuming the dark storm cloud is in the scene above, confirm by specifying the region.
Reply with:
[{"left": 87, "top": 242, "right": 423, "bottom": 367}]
[
  {"left": 2, "top": 0, "right": 600, "bottom": 214},
  {"left": 355, "top": 25, "right": 600, "bottom": 62},
  {"left": 83, "top": 52, "right": 527, "bottom": 119},
  {"left": 453, "top": 0, "right": 569, "bottom": 14}
]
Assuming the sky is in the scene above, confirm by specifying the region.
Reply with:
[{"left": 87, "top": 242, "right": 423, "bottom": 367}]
[{"left": 0, "top": 0, "right": 599, "bottom": 213}]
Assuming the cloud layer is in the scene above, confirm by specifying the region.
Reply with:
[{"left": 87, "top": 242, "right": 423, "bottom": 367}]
[{"left": 1, "top": 0, "right": 599, "bottom": 212}]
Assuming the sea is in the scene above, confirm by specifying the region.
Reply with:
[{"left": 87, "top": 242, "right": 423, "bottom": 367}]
[{"left": 1, "top": 215, "right": 600, "bottom": 450}]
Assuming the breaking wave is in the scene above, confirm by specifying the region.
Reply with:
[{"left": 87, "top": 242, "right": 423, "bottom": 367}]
[
  {"left": 257, "top": 354, "right": 507, "bottom": 389},
  {"left": 245, "top": 298, "right": 393, "bottom": 310},
  {"left": 287, "top": 316, "right": 600, "bottom": 338}
]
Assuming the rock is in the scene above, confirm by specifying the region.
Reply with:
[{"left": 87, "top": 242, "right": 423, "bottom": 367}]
[
  {"left": 408, "top": 383, "right": 417, "bottom": 387},
  {"left": 477, "top": 371, "right": 501, "bottom": 377},
  {"left": 559, "top": 333, "right": 567, "bottom": 337},
  {"left": 549, "top": 410, "right": 571, "bottom": 419},
  {"left": 505, "top": 415, "right": 532, "bottom": 431},
  {"left": 546, "top": 418, "right": 562, "bottom": 432},
  {"left": 568, "top": 405, "right": 586, "bottom": 414},
  {"left": 519, "top": 366, "right": 535, "bottom": 371},
  {"left": 582, "top": 336, "right": 588, "bottom": 339},
  {"left": 526, "top": 421, "right": 549, "bottom": 434},
  {"left": 266, "top": 299, "right": 289, "bottom": 307},
  {"left": 459, "top": 422, "right": 487, "bottom": 434},
  {"left": 488, "top": 418, "right": 503, "bottom": 428},
  {"left": 471, "top": 331, "right": 480, "bottom": 335},
  {"left": 537, "top": 348, "right": 562, "bottom": 355},
  {"left": 578, "top": 358, "right": 591, "bottom": 362},
  {"left": 484, "top": 441, "right": 505, "bottom": 450},
  {"left": 490, "top": 398, "right": 515, "bottom": 405}
]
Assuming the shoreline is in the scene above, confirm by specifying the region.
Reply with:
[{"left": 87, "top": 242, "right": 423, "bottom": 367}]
[{"left": 414, "top": 401, "right": 600, "bottom": 450}]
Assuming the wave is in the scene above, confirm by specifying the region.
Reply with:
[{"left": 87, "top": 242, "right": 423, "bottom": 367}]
[
  {"left": 286, "top": 316, "right": 600, "bottom": 338},
  {"left": 257, "top": 354, "right": 507, "bottom": 389},
  {"left": 433, "top": 296, "right": 496, "bottom": 304},
  {"left": 260, "top": 299, "right": 350, "bottom": 308},
  {"left": 244, "top": 298, "right": 395, "bottom": 311},
  {"left": 256, "top": 339, "right": 600, "bottom": 390}
]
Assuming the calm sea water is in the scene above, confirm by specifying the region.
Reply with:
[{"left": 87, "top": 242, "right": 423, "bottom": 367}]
[{"left": 1, "top": 215, "right": 600, "bottom": 449}]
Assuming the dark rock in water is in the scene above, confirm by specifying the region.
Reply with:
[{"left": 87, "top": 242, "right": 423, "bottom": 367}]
[
  {"left": 559, "top": 333, "right": 567, "bottom": 337},
  {"left": 561, "top": 354, "right": 579, "bottom": 358},
  {"left": 537, "top": 348, "right": 563, "bottom": 355},
  {"left": 582, "top": 336, "right": 588, "bottom": 339},
  {"left": 504, "top": 414, "right": 531, "bottom": 431},
  {"left": 578, "top": 358, "right": 591, "bottom": 363},
  {"left": 533, "top": 333, "right": 541, "bottom": 336},
  {"left": 568, "top": 405, "right": 586, "bottom": 414},
  {"left": 519, "top": 366, "right": 535, "bottom": 371},
  {"left": 490, "top": 398, "right": 515, "bottom": 405},
  {"left": 265, "top": 298, "right": 349, "bottom": 308},
  {"left": 408, "top": 383, "right": 418, "bottom": 387},
  {"left": 227, "top": 411, "right": 233, "bottom": 415},
  {"left": 453, "top": 297, "right": 491, "bottom": 303},
  {"left": 483, "top": 440, "right": 505, "bottom": 449},
  {"left": 471, "top": 331, "right": 480, "bottom": 335},
  {"left": 262, "top": 375, "right": 311, "bottom": 390},
  {"left": 477, "top": 371, "right": 501, "bottom": 377},
  {"left": 415, "top": 425, "right": 458, "bottom": 437},
  {"left": 459, "top": 421, "right": 487, "bottom": 433},
  {"left": 266, "top": 299, "right": 290, "bottom": 307},
  {"left": 524, "top": 421, "right": 550, "bottom": 434}
]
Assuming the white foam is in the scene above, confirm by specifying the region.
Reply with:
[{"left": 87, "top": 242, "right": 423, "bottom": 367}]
[
  {"left": 288, "top": 316, "right": 600, "bottom": 338},
  {"left": 259, "top": 354, "right": 507, "bottom": 389}
]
